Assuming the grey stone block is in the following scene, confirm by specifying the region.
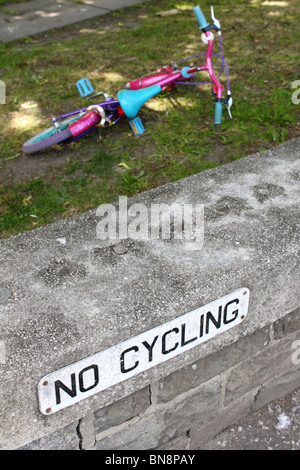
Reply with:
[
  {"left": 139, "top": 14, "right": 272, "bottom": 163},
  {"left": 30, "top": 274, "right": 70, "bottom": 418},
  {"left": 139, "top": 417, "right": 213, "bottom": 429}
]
[
  {"left": 94, "top": 386, "right": 151, "bottom": 434},
  {"left": 18, "top": 421, "right": 79, "bottom": 450},
  {"left": 96, "top": 377, "right": 222, "bottom": 450},
  {"left": 157, "top": 326, "right": 269, "bottom": 404},
  {"left": 189, "top": 390, "right": 255, "bottom": 448},
  {"left": 273, "top": 307, "right": 300, "bottom": 340},
  {"left": 78, "top": 413, "right": 96, "bottom": 450},
  {"left": 254, "top": 367, "right": 300, "bottom": 410},
  {"left": 224, "top": 333, "right": 300, "bottom": 406},
  {"left": 155, "top": 432, "right": 190, "bottom": 450}
]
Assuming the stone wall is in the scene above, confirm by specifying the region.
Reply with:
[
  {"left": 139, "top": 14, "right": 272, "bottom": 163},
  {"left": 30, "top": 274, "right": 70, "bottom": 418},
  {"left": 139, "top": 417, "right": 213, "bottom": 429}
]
[
  {"left": 1, "top": 138, "right": 300, "bottom": 450},
  {"left": 17, "top": 308, "right": 300, "bottom": 450}
]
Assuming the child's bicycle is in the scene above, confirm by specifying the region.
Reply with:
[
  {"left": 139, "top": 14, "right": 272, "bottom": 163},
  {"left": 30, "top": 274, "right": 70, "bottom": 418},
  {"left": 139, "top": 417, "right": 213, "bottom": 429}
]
[{"left": 22, "top": 5, "right": 233, "bottom": 154}]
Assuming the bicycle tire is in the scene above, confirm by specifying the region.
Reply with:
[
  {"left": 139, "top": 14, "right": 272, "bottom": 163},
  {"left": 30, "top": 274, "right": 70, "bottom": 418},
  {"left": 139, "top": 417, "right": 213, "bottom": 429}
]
[
  {"left": 22, "top": 126, "right": 73, "bottom": 154},
  {"left": 22, "top": 112, "right": 86, "bottom": 154}
]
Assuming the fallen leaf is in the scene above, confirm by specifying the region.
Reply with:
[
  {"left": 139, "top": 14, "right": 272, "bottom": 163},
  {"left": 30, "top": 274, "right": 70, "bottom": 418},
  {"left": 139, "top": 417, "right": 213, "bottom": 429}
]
[
  {"left": 118, "top": 162, "right": 131, "bottom": 170},
  {"left": 23, "top": 195, "right": 32, "bottom": 206},
  {"left": 5, "top": 153, "right": 20, "bottom": 161}
]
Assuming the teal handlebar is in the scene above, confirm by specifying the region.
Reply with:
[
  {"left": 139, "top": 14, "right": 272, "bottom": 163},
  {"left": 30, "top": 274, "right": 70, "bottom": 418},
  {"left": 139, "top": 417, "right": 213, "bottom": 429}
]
[
  {"left": 193, "top": 5, "right": 209, "bottom": 30},
  {"left": 214, "top": 101, "right": 223, "bottom": 125}
]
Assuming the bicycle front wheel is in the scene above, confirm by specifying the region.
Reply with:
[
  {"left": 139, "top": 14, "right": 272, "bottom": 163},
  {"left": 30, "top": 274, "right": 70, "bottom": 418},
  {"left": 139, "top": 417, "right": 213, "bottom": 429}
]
[
  {"left": 22, "top": 113, "right": 84, "bottom": 154},
  {"left": 22, "top": 126, "right": 72, "bottom": 154}
]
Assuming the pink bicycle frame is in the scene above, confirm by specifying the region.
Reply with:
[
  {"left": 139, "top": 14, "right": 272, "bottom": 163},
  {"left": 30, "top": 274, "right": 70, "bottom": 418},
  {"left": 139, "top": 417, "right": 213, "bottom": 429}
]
[
  {"left": 145, "top": 31, "right": 223, "bottom": 100},
  {"left": 204, "top": 32, "right": 223, "bottom": 99},
  {"left": 123, "top": 5, "right": 230, "bottom": 125}
]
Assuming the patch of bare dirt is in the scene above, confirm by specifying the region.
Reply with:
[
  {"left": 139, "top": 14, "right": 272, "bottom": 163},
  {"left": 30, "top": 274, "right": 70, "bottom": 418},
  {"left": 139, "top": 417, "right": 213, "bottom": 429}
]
[{"left": 0, "top": 145, "right": 95, "bottom": 185}]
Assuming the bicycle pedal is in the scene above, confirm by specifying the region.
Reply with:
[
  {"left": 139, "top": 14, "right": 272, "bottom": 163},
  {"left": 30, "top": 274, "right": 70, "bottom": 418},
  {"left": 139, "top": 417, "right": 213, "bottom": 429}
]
[
  {"left": 129, "top": 117, "right": 145, "bottom": 135},
  {"left": 76, "top": 78, "right": 95, "bottom": 98}
]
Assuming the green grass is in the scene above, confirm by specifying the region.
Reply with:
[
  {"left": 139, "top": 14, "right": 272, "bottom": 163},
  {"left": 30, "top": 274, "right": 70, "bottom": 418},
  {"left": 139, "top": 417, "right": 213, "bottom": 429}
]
[
  {"left": 0, "top": 0, "right": 299, "bottom": 237},
  {"left": 0, "top": 0, "right": 29, "bottom": 4}
]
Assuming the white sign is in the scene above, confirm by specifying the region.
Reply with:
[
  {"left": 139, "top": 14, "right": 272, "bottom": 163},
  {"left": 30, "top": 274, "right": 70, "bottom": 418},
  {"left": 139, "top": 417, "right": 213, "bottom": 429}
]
[{"left": 38, "top": 288, "right": 250, "bottom": 415}]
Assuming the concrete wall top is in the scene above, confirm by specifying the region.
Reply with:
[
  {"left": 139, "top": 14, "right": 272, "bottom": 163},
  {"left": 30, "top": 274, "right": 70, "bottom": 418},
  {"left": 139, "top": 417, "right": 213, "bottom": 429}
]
[{"left": 0, "top": 138, "right": 299, "bottom": 449}]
